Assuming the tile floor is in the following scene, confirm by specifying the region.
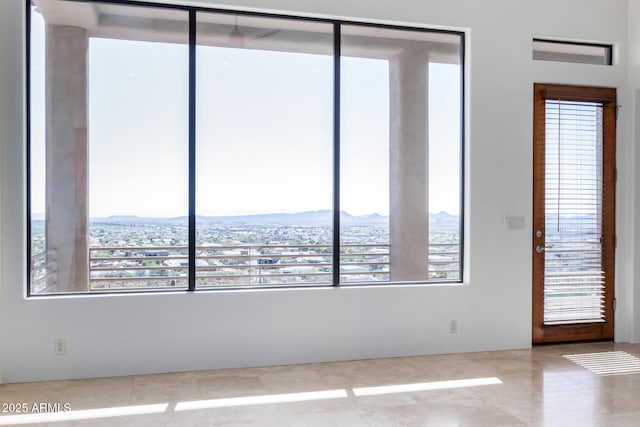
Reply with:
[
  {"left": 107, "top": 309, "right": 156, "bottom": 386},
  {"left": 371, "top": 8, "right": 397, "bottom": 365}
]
[{"left": 2, "top": 341, "right": 640, "bottom": 426}]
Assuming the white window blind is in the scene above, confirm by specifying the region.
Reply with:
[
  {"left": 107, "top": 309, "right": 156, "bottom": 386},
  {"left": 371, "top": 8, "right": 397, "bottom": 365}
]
[{"left": 544, "top": 100, "right": 605, "bottom": 324}]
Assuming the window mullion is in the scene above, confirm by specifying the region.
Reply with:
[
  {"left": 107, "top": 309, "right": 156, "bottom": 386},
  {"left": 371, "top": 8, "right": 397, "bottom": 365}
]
[
  {"left": 188, "top": 9, "right": 196, "bottom": 292},
  {"left": 332, "top": 23, "right": 341, "bottom": 286}
]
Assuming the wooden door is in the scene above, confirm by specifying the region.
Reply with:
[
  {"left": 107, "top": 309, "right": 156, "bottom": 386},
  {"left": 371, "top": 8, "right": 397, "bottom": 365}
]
[{"left": 532, "top": 84, "right": 616, "bottom": 343}]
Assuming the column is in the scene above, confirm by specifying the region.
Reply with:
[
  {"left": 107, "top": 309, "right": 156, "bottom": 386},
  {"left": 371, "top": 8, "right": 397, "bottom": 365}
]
[
  {"left": 45, "top": 25, "right": 89, "bottom": 292},
  {"left": 389, "top": 48, "right": 429, "bottom": 281}
]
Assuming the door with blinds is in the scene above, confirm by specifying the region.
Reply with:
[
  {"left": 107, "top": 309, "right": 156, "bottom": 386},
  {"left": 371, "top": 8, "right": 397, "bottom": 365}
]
[{"left": 533, "top": 84, "right": 616, "bottom": 343}]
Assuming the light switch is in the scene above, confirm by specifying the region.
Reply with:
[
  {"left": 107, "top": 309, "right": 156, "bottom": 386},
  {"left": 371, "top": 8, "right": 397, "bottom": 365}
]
[{"left": 504, "top": 215, "right": 525, "bottom": 230}]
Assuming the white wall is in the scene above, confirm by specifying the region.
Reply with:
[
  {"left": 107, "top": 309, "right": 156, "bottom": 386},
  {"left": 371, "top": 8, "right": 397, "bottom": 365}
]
[
  {"left": 0, "top": 0, "right": 26, "bottom": 386},
  {"left": 628, "top": 0, "right": 640, "bottom": 343},
  {"left": 0, "top": 0, "right": 633, "bottom": 383}
]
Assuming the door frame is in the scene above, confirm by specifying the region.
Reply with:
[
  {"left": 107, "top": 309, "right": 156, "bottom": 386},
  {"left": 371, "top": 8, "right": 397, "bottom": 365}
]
[{"left": 532, "top": 83, "right": 616, "bottom": 344}]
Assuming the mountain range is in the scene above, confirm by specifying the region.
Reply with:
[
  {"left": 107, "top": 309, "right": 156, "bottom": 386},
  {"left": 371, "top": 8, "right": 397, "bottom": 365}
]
[{"left": 86, "top": 210, "right": 459, "bottom": 227}]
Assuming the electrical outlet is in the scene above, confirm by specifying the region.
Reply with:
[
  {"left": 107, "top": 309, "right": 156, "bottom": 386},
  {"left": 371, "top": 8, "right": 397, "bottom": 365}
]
[
  {"left": 449, "top": 320, "right": 458, "bottom": 334},
  {"left": 54, "top": 338, "right": 66, "bottom": 355}
]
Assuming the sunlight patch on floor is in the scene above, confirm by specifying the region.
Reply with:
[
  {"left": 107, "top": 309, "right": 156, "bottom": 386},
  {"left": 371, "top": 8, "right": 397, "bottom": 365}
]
[
  {"left": 0, "top": 376, "right": 505, "bottom": 424},
  {"left": 175, "top": 389, "right": 348, "bottom": 411},
  {"left": 564, "top": 351, "right": 640, "bottom": 376},
  {"left": 0, "top": 403, "right": 168, "bottom": 425},
  {"left": 352, "top": 377, "right": 503, "bottom": 396}
]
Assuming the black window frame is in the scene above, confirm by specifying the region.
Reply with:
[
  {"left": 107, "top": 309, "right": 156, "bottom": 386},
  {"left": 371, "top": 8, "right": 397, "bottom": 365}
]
[{"left": 25, "top": 0, "right": 466, "bottom": 296}]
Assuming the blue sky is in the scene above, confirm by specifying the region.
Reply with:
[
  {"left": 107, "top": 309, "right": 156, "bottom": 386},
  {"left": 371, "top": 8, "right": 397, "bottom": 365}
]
[{"left": 30, "top": 9, "right": 461, "bottom": 218}]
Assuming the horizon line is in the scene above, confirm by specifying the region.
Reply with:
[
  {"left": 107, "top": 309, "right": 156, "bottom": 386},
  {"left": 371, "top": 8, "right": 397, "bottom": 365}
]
[{"left": 31, "top": 209, "right": 460, "bottom": 219}]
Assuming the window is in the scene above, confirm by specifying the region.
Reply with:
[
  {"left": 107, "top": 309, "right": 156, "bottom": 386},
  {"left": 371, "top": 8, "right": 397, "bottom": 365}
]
[
  {"left": 29, "top": 2, "right": 189, "bottom": 293},
  {"left": 28, "top": 0, "right": 464, "bottom": 294},
  {"left": 532, "top": 39, "right": 613, "bottom": 65},
  {"left": 195, "top": 14, "right": 334, "bottom": 287},
  {"left": 340, "top": 26, "right": 462, "bottom": 283}
]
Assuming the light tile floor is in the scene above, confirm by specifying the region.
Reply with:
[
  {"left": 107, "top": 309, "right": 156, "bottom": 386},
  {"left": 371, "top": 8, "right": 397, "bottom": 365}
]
[{"left": 2, "top": 341, "right": 640, "bottom": 426}]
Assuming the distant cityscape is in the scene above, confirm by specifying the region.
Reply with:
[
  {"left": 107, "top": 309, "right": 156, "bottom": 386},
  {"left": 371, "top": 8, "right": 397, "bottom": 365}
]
[{"left": 31, "top": 210, "right": 461, "bottom": 291}]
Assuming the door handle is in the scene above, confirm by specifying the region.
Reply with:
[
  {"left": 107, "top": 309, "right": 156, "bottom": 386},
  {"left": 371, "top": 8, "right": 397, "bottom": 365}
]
[{"left": 535, "top": 245, "right": 545, "bottom": 253}]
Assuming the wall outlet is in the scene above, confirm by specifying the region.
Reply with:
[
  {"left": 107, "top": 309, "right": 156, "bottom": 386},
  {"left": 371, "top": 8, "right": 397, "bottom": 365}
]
[
  {"left": 54, "top": 338, "right": 66, "bottom": 355},
  {"left": 449, "top": 320, "right": 458, "bottom": 334}
]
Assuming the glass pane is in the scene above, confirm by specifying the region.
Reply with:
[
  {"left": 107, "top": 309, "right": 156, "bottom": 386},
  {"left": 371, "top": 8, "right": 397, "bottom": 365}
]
[
  {"left": 428, "top": 61, "right": 462, "bottom": 282},
  {"left": 533, "top": 40, "right": 612, "bottom": 65},
  {"left": 29, "top": 4, "right": 47, "bottom": 293},
  {"left": 544, "top": 100, "right": 605, "bottom": 324},
  {"left": 340, "top": 25, "right": 462, "bottom": 284},
  {"left": 29, "top": 2, "right": 189, "bottom": 294},
  {"left": 196, "top": 13, "right": 334, "bottom": 288}
]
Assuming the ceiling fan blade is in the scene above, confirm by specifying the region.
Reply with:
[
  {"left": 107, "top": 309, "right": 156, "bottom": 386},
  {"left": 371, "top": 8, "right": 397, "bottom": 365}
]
[{"left": 251, "top": 29, "right": 280, "bottom": 40}]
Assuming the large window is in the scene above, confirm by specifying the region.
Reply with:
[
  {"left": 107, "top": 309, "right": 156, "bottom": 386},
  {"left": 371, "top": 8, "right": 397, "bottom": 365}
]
[{"left": 28, "top": 0, "right": 464, "bottom": 294}]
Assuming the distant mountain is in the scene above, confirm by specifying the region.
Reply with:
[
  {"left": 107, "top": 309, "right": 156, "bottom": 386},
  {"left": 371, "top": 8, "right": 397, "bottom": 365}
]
[
  {"left": 90, "top": 210, "right": 460, "bottom": 227},
  {"left": 429, "top": 211, "right": 460, "bottom": 229},
  {"left": 91, "top": 215, "right": 184, "bottom": 226},
  {"left": 199, "top": 210, "right": 336, "bottom": 226}
]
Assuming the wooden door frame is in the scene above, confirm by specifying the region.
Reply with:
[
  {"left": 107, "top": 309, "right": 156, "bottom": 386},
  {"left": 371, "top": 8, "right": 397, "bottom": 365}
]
[{"left": 532, "top": 83, "right": 616, "bottom": 344}]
